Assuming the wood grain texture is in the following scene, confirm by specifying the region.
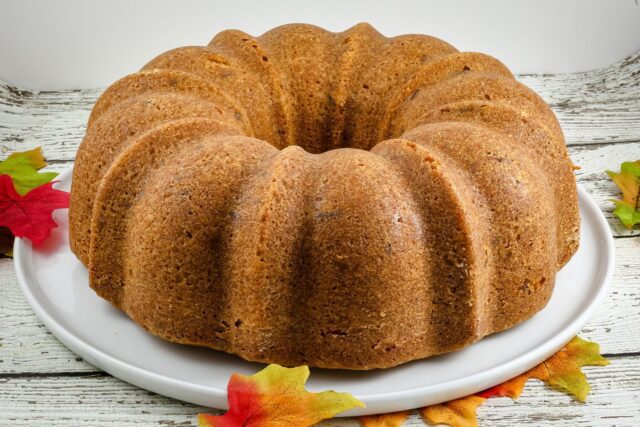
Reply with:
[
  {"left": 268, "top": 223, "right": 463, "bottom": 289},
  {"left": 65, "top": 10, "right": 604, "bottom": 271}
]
[
  {"left": 519, "top": 52, "right": 640, "bottom": 145},
  {"left": 1, "top": 51, "right": 639, "bottom": 426},
  {"left": 569, "top": 142, "right": 640, "bottom": 238}
]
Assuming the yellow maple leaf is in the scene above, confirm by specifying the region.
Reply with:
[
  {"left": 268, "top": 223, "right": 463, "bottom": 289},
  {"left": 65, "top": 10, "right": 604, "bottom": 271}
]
[
  {"left": 359, "top": 410, "right": 410, "bottom": 426},
  {"left": 606, "top": 160, "right": 640, "bottom": 228},
  {"left": 527, "top": 336, "right": 609, "bottom": 402},
  {"left": 0, "top": 147, "right": 58, "bottom": 195},
  {"left": 199, "top": 364, "right": 364, "bottom": 426}
]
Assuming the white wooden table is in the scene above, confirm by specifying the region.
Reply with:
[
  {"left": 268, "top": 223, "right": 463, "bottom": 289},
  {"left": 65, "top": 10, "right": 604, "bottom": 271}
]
[{"left": 1, "top": 53, "right": 639, "bottom": 426}]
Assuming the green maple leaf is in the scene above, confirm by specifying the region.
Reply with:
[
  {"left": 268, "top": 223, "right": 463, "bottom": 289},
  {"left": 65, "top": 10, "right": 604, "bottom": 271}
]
[{"left": 0, "top": 147, "right": 58, "bottom": 195}]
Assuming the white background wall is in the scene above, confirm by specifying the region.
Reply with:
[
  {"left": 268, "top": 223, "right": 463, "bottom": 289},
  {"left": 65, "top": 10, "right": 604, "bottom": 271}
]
[{"left": 1, "top": 0, "right": 639, "bottom": 90}]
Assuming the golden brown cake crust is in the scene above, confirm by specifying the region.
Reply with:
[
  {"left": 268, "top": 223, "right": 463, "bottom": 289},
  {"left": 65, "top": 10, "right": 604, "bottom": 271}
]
[{"left": 69, "top": 23, "right": 580, "bottom": 370}]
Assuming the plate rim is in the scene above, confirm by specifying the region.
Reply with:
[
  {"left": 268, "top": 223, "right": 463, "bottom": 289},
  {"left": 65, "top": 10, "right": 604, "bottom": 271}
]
[{"left": 13, "top": 166, "right": 615, "bottom": 415}]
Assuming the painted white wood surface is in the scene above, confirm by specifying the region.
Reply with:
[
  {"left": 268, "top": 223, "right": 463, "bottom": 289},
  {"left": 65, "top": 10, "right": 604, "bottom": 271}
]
[{"left": 0, "top": 51, "right": 639, "bottom": 425}]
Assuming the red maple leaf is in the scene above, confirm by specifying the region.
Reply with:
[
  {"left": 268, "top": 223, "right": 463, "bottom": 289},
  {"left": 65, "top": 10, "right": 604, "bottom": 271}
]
[
  {"left": 199, "top": 364, "right": 363, "bottom": 426},
  {"left": 0, "top": 174, "right": 69, "bottom": 246}
]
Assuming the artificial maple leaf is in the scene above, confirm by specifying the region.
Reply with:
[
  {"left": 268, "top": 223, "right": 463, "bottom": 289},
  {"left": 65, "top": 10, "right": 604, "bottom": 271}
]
[
  {"left": 359, "top": 410, "right": 410, "bottom": 426},
  {"left": 424, "top": 376, "right": 527, "bottom": 427},
  {"left": 0, "top": 147, "right": 58, "bottom": 195},
  {"left": 476, "top": 374, "right": 528, "bottom": 399},
  {"left": 198, "top": 364, "right": 364, "bottom": 427},
  {"left": 421, "top": 396, "right": 486, "bottom": 427},
  {"left": 606, "top": 160, "right": 640, "bottom": 228},
  {"left": 421, "top": 337, "right": 608, "bottom": 426},
  {"left": 525, "top": 336, "right": 609, "bottom": 402},
  {"left": 0, "top": 175, "right": 69, "bottom": 246},
  {"left": 478, "top": 337, "right": 608, "bottom": 403}
]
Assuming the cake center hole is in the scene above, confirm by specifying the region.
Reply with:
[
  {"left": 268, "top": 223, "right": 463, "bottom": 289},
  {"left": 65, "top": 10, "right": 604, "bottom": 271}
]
[{"left": 269, "top": 100, "right": 389, "bottom": 154}]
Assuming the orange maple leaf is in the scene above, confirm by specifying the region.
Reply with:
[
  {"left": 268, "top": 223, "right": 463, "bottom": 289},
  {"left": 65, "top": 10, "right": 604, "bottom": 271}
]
[
  {"left": 421, "top": 396, "right": 486, "bottom": 427},
  {"left": 476, "top": 374, "right": 528, "bottom": 400},
  {"left": 606, "top": 160, "right": 640, "bottom": 228},
  {"left": 198, "top": 364, "right": 364, "bottom": 426},
  {"left": 421, "top": 336, "right": 609, "bottom": 426},
  {"left": 359, "top": 410, "right": 410, "bottom": 426}
]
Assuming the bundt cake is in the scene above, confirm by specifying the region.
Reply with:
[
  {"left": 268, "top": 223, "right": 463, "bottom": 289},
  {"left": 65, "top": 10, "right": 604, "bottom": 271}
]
[{"left": 69, "top": 23, "right": 580, "bottom": 370}]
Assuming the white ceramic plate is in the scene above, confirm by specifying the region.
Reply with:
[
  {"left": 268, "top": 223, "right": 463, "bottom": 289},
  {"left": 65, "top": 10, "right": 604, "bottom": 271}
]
[{"left": 14, "top": 168, "right": 614, "bottom": 416}]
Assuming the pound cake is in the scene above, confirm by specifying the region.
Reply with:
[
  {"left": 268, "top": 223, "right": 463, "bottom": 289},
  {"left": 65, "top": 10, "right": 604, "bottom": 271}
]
[{"left": 69, "top": 23, "right": 579, "bottom": 370}]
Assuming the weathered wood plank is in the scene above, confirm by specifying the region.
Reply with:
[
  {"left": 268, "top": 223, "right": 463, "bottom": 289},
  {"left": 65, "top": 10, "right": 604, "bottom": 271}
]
[
  {"left": 0, "top": 357, "right": 637, "bottom": 426},
  {"left": 1, "top": 235, "right": 637, "bottom": 374},
  {"left": 519, "top": 51, "right": 640, "bottom": 145},
  {"left": 0, "top": 83, "right": 96, "bottom": 158},
  {"left": 1, "top": 51, "right": 639, "bottom": 162},
  {"left": 0, "top": 260, "right": 95, "bottom": 373},
  {"left": 568, "top": 142, "right": 640, "bottom": 238}
]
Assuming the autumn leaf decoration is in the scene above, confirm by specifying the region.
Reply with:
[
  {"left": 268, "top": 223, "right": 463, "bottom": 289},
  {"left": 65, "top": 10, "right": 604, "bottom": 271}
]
[
  {"left": 0, "top": 147, "right": 58, "bottom": 195},
  {"left": 360, "top": 411, "right": 411, "bottom": 427},
  {"left": 607, "top": 160, "right": 640, "bottom": 228},
  {"left": 199, "top": 364, "right": 364, "bottom": 426},
  {"left": 197, "top": 337, "right": 606, "bottom": 427},
  {"left": 420, "top": 337, "right": 609, "bottom": 427},
  {"left": 0, "top": 147, "right": 68, "bottom": 252},
  {"left": 421, "top": 396, "right": 486, "bottom": 427}
]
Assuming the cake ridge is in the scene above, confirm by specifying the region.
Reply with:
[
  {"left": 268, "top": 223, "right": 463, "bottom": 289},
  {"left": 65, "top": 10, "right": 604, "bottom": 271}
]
[
  {"left": 208, "top": 30, "right": 297, "bottom": 148},
  {"left": 258, "top": 24, "right": 339, "bottom": 153},
  {"left": 345, "top": 32, "right": 458, "bottom": 149},
  {"left": 372, "top": 137, "right": 489, "bottom": 352},
  {"left": 222, "top": 145, "right": 317, "bottom": 362},
  {"left": 326, "top": 23, "right": 383, "bottom": 150},
  {"left": 390, "top": 71, "right": 557, "bottom": 138},
  {"left": 88, "top": 68, "right": 253, "bottom": 135},
  {"left": 418, "top": 100, "right": 577, "bottom": 266},
  {"left": 400, "top": 121, "right": 558, "bottom": 331},
  {"left": 144, "top": 46, "right": 278, "bottom": 143},
  {"left": 89, "top": 119, "right": 270, "bottom": 307},
  {"left": 294, "top": 147, "right": 434, "bottom": 367},
  {"left": 70, "top": 93, "right": 245, "bottom": 264},
  {"left": 377, "top": 51, "right": 512, "bottom": 140}
]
